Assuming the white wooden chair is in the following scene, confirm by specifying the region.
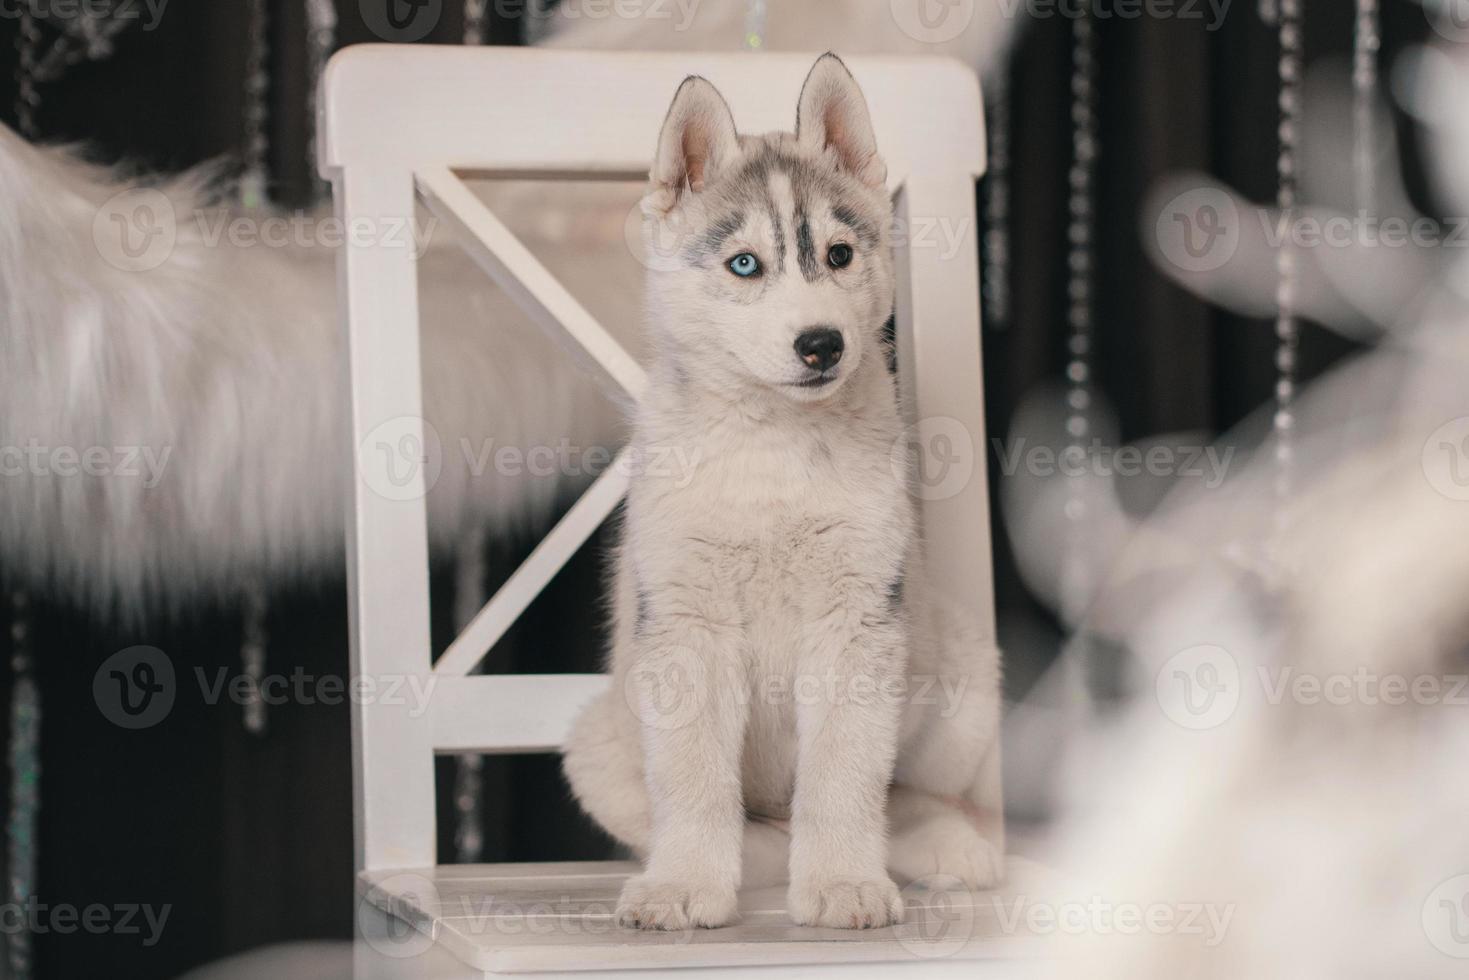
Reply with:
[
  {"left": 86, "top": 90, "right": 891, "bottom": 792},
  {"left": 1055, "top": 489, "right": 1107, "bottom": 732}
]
[{"left": 319, "top": 45, "right": 1031, "bottom": 978}]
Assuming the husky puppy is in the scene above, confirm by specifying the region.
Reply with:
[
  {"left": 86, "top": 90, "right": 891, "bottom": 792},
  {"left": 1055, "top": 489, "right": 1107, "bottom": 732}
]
[{"left": 563, "top": 54, "right": 1002, "bottom": 932}]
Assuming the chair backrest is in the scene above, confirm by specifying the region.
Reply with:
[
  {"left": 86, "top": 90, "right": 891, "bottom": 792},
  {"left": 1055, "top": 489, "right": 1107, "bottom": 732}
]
[{"left": 319, "top": 45, "right": 998, "bottom": 874}]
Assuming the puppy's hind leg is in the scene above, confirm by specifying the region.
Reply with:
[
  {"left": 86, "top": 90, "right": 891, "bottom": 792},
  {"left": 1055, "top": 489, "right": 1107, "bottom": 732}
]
[
  {"left": 886, "top": 785, "right": 1003, "bottom": 890},
  {"left": 889, "top": 590, "right": 1004, "bottom": 890}
]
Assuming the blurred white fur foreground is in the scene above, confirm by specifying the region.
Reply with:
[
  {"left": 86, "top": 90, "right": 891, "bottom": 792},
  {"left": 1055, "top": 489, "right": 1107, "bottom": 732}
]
[
  {"left": 1003, "top": 35, "right": 1469, "bottom": 980},
  {"left": 0, "top": 126, "right": 641, "bottom": 618}
]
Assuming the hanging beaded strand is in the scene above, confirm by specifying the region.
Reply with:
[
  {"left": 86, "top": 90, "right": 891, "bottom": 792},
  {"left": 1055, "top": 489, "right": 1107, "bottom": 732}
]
[
  {"left": 241, "top": 0, "right": 271, "bottom": 210},
  {"left": 464, "top": 0, "right": 487, "bottom": 44},
  {"left": 241, "top": 584, "right": 270, "bottom": 735},
  {"left": 14, "top": 8, "right": 41, "bottom": 139},
  {"left": 451, "top": 526, "right": 490, "bottom": 863},
  {"left": 9, "top": 15, "right": 42, "bottom": 979},
  {"left": 1353, "top": 0, "right": 1378, "bottom": 223},
  {"left": 15, "top": 7, "right": 137, "bottom": 124},
  {"left": 237, "top": 0, "right": 273, "bottom": 736},
  {"left": 1061, "top": 11, "right": 1097, "bottom": 625},
  {"left": 1272, "top": 0, "right": 1301, "bottom": 520},
  {"left": 7, "top": 591, "right": 39, "bottom": 980},
  {"left": 983, "top": 57, "right": 1012, "bottom": 333},
  {"left": 449, "top": 0, "right": 495, "bottom": 865},
  {"left": 305, "top": 0, "right": 339, "bottom": 203}
]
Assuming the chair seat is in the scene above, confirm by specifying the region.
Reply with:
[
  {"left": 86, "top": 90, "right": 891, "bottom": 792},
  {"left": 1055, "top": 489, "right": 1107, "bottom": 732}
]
[{"left": 358, "top": 858, "right": 1051, "bottom": 974}]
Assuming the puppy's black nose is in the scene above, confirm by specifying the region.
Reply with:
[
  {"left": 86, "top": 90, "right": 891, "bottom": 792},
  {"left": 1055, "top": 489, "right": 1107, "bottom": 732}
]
[{"left": 795, "top": 328, "right": 844, "bottom": 372}]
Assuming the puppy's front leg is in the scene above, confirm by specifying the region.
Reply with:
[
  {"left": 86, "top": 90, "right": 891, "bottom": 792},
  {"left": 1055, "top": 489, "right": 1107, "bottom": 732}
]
[
  {"left": 788, "top": 608, "right": 905, "bottom": 929},
  {"left": 616, "top": 582, "right": 747, "bottom": 931}
]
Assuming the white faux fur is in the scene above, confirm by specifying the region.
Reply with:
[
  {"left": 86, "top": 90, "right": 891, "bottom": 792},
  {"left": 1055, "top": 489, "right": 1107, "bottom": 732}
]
[{"left": 0, "top": 127, "right": 636, "bottom": 619}]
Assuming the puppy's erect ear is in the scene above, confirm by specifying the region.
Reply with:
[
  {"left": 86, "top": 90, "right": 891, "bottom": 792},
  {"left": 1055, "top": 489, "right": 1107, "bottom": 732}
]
[
  {"left": 646, "top": 76, "right": 742, "bottom": 214},
  {"left": 796, "top": 53, "right": 886, "bottom": 189}
]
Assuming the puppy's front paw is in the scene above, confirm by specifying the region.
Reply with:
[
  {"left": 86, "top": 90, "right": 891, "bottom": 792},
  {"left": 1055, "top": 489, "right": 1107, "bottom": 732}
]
[
  {"left": 888, "top": 816, "right": 1003, "bottom": 890},
  {"left": 788, "top": 876, "right": 903, "bottom": 930},
  {"left": 616, "top": 874, "right": 737, "bottom": 931}
]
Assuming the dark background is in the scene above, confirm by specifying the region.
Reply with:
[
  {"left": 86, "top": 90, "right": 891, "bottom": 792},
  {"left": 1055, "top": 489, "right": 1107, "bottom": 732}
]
[{"left": 0, "top": 2, "right": 1435, "bottom": 976}]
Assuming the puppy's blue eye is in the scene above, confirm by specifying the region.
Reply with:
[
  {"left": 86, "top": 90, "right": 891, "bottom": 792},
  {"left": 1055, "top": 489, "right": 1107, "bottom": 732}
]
[{"left": 727, "top": 253, "right": 761, "bottom": 278}]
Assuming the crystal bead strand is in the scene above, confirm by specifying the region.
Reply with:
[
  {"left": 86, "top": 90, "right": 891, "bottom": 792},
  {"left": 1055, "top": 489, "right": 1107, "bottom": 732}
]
[
  {"left": 453, "top": 0, "right": 491, "bottom": 865},
  {"left": 238, "top": 0, "right": 272, "bottom": 737},
  {"left": 464, "top": 0, "right": 487, "bottom": 44},
  {"left": 241, "top": 0, "right": 271, "bottom": 210},
  {"left": 1061, "top": 11, "right": 1097, "bottom": 625},
  {"left": 452, "top": 526, "right": 490, "bottom": 863},
  {"left": 1273, "top": 0, "right": 1301, "bottom": 518},
  {"left": 8, "top": 16, "right": 42, "bottom": 980},
  {"left": 14, "top": 7, "right": 41, "bottom": 139},
  {"left": 241, "top": 584, "right": 269, "bottom": 736},
  {"left": 983, "top": 57, "right": 1012, "bottom": 332},
  {"left": 6, "top": 591, "right": 39, "bottom": 980},
  {"left": 1353, "top": 0, "right": 1378, "bottom": 223},
  {"left": 305, "top": 0, "right": 338, "bottom": 203}
]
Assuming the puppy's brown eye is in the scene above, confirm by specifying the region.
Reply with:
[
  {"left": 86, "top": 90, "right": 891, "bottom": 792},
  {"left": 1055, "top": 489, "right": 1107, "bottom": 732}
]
[{"left": 827, "top": 243, "right": 854, "bottom": 269}]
